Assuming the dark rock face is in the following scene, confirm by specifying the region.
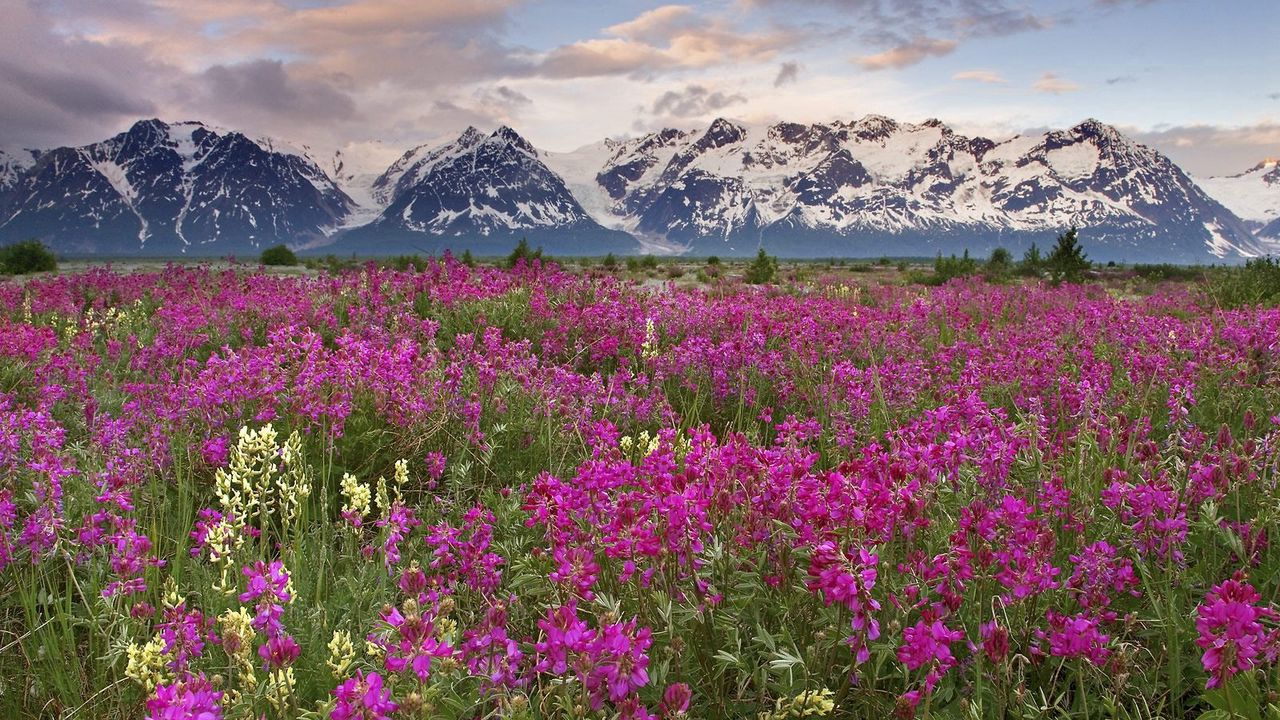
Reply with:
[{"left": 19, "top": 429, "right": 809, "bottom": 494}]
[
  {"left": 578, "top": 116, "right": 1263, "bottom": 261},
  {"left": 0, "top": 119, "right": 353, "bottom": 256},
  {"left": 0, "top": 115, "right": 1267, "bottom": 261}
]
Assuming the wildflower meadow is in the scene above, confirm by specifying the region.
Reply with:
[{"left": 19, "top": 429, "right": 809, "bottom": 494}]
[{"left": 1, "top": 258, "right": 1278, "bottom": 719}]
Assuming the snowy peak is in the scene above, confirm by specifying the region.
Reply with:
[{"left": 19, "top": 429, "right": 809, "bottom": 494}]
[
  {"left": 554, "top": 114, "right": 1263, "bottom": 260},
  {"left": 1239, "top": 158, "right": 1280, "bottom": 178},
  {"left": 0, "top": 145, "right": 40, "bottom": 192},
  {"left": 1198, "top": 158, "right": 1280, "bottom": 232},
  {"left": 368, "top": 122, "right": 604, "bottom": 238},
  {"left": 0, "top": 118, "right": 354, "bottom": 255},
  {"left": 2, "top": 114, "right": 1271, "bottom": 261},
  {"left": 491, "top": 125, "right": 536, "bottom": 155}
]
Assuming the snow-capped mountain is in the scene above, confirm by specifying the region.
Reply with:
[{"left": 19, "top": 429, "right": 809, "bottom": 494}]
[
  {"left": 0, "top": 146, "right": 40, "bottom": 194},
  {"left": 1198, "top": 159, "right": 1280, "bottom": 242},
  {"left": 547, "top": 116, "right": 1262, "bottom": 261},
  {"left": 335, "top": 126, "right": 635, "bottom": 256},
  {"left": 0, "top": 119, "right": 354, "bottom": 255},
  {"left": 0, "top": 115, "right": 1268, "bottom": 261}
]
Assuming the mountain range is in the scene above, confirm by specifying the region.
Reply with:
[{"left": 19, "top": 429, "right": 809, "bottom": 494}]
[
  {"left": 1196, "top": 159, "right": 1280, "bottom": 244},
  {"left": 0, "top": 116, "right": 1276, "bottom": 262}
]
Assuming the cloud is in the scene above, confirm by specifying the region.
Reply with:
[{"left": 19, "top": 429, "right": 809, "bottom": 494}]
[
  {"left": 1125, "top": 122, "right": 1280, "bottom": 176},
  {"left": 650, "top": 84, "right": 746, "bottom": 118},
  {"left": 746, "top": 0, "right": 1050, "bottom": 50},
  {"left": 538, "top": 39, "right": 676, "bottom": 78},
  {"left": 536, "top": 5, "right": 799, "bottom": 78},
  {"left": 0, "top": 2, "right": 166, "bottom": 147},
  {"left": 774, "top": 61, "right": 801, "bottom": 87},
  {"left": 0, "top": 60, "right": 155, "bottom": 118},
  {"left": 0, "top": 0, "right": 525, "bottom": 151},
  {"left": 1105, "top": 75, "right": 1136, "bottom": 85},
  {"left": 199, "top": 60, "right": 357, "bottom": 124},
  {"left": 470, "top": 84, "right": 532, "bottom": 124},
  {"left": 856, "top": 36, "right": 956, "bottom": 70},
  {"left": 953, "top": 69, "right": 1005, "bottom": 84},
  {"left": 606, "top": 5, "right": 700, "bottom": 44},
  {"left": 1269, "top": 92, "right": 1280, "bottom": 101},
  {"left": 1033, "top": 72, "right": 1079, "bottom": 94},
  {"left": 476, "top": 85, "right": 531, "bottom": 108}
]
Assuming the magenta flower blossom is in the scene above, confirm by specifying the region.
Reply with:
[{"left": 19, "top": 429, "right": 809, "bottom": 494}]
[
  {"left": 331, "top": 670, "right": 397, "bottom": 720},
  {"left": 979, "top": 621, "right": 1009, "bottom": 663},
  {"left": 239, "top": 560, "right": 292, "bottom": 636},
  {"left": 259, "top": 633, "right": 301, "bottom": 670},
  {"left": 157, "top": 603, "right": 212, "bottom": 673},
  {"left": 534, "top": 603, "right": 594, "bottom": 675},
  {"left": 1044, "top": 611, "right": 1111, "bottom": 664},
  {"left": 1196, "top": 575, "right": 1276, "bottom": 688},
  {"left": 375, "top": 503, "right": 420, "bottom": 574},
  {"left": 461, "top": 602, "right": 524, "bottom": 688},
  {"left": 806, "top": 541, "right": 881, "bottom": 663},
  {"left": 549, "top": 544, "right": 601, "bottom": 600},
  {"left": 146, "top": 674, "right": 223, "bottom": 720},
  {"left": 376, "top": 604, "right": 454, "bottom": 681},
  {"left": 898, "top": 619, "right": 964, "bottom": 691},
  {"left": 659, "top": 682, "right": 692, "bottom": 717},
  {"left": 587, "top": 619, "right": 652, "bottom": 705}
]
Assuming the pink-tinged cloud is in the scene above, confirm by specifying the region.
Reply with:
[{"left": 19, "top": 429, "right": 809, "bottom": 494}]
[
  {"left": 537, "top": 5, "right": 799, "bottom": 78},
  {"left": 855, "top": 37, "right": 957, "bottom": 70},
  {"left": 538, "top": 39, "right": 676, "bottom": 78},
  {"left": 605, "top": 5, "right": 700, "bottom": 44},
  {"left": 953, "top": 69, "right": 1005, "bottom": 84},
  {"left": 1033, "top": 72, "right": 1080, "bottom": 94},
  {"left": 1128, "top": 122, "right": 1280, "bottom": 176}
]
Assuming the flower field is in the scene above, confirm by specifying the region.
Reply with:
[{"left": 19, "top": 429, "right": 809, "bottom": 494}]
[{"left": 1, "top": 259, "right": 1279, "bottom": 719}]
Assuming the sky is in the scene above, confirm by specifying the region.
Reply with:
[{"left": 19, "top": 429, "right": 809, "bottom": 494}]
[{"left": 2, "top": 0, "right": 1277, "bottom": 176}]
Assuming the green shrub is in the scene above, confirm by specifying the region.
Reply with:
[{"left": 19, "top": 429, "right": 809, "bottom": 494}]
[
  {"left": 260, "top": 244, "right": 298, "bottom": 266},
  {"left": 984, "top": 247, "right": 1013, "bottom": 282},
  {"left": 1131, "top": 263, "right": 1202, "bottom": 282},
  {"left": 932, "top": 250, "right": 979, "bottom": 284},
  {"left": 1045, "top": 227, "right": 1090, "bottom": 284},
  {"left": 1019, "top": 243, "right": 1044, "bottom": 277},
  {"left": 706, "top": 255, "right": 721, "bottom": 266},
  {"left": 383, "top": 254, "right": 427, "bottom": 271},
  {"left": 0, "top": 239, "right": 57, "bottom": 275},
  {"left": 744, "top": 248, "right": 778, "bottom": 284},
  {"left": 506, "top": 238, "right": 543, "bottom": 268},
  {"left": 601, "top": 253, "right": 618, "bottom": 270},
  {"left": 1207, "top": 257, "right": 1280, "bottom": 308}
]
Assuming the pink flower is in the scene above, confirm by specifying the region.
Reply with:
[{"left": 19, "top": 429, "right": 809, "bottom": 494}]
[
  {"left": 659, "top": 682, "right": 692, "bottom": 717},
  {"left": 259, "top": 634, "right": 300, "bottom": 670},
  {"left": 1044, "top": 611, "right": 1110, "bottom": 664},
  {"left": 534, "top": 603, "right": 593, "bottom": 675},
  {"left": 588, "top": 619, "right": 652, "bottom": 705},
  {"left": 1196, "top": 575, "right": 1275, "bottom": 688},
  {"left": 898, "top": 619, "right": 964, "bottom": 691},
  {"left": 146, "top": 674, "right": 223, "bottom": 720},
  {"left": 157, "top": 603, "right": 212, "bottom": 673},
  {"left": 898, "top": 619, "right": 963, "bottom": 672},
  {"left": 979, "top": 621, "right": 1009, "bottom": 663},
  {"left": 331, "top": 670, "right": 397, "bottom": 720},
  {"left": 549, "top": 545, "right": 600, "bottom": 600},
  {"left": 375, "top": 503, "right": 420, "bottom": 574},
  {"left": 239, "top": 560, "right": 292, "bottom": 636},
  {"left": 377, "top": 604, "right": 453, "bottom": 681}
]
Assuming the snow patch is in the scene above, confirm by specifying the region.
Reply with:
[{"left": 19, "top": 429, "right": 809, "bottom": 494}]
[{"left": 1046, "top": 143, "right": 1100, "bottom": 180}]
